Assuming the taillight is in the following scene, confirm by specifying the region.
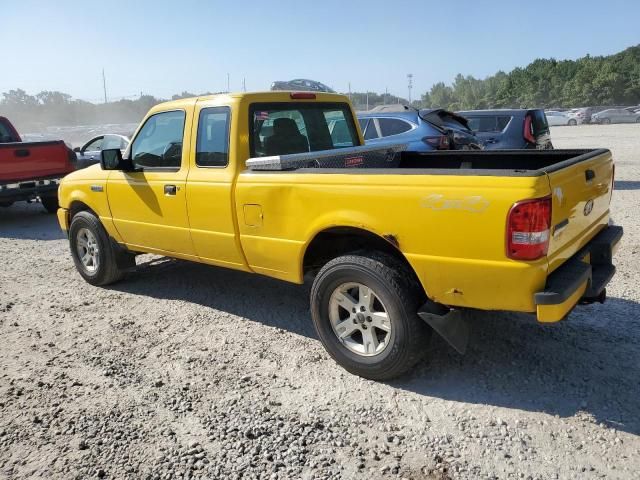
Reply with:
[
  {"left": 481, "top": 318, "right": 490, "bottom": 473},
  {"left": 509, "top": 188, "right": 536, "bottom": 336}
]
[
  {"left": 290, "top": 92, "right": 316, "bottom": 99},
  {"left": 523, "top": 114, "right": 536, "bottom": 144},
  {"left": 611, "top": 163, "right": 615, "bottom": 193},
  {"left": 506, "top": 196, "right": 552, "bottom": 260},
  {"left": 422, "top": 135, "right": 450, "bottom": 150}
]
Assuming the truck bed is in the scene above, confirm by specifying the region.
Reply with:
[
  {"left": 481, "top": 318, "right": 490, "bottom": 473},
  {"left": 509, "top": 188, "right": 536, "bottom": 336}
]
[{"left": 246, "top": 146, "right": 605, "bottom": 176}]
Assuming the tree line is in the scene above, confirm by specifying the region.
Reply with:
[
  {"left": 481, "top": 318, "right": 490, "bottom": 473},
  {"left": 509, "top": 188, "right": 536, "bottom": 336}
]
[
  {"left": 1, "top": 44, "right": 638, "bottom": 132},
  {"left": 421, "top": 44, "right": 640, "bottom": 110}
]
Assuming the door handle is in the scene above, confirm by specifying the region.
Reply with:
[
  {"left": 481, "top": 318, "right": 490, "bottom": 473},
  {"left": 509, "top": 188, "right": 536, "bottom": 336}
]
[
  {"left": 585, "top": 169, "right": 595, "bottom": 182},
  {"left": 164, "top": 184, "right": 177, "bottom": 196},
  {"left": 14, "top": 149, "right": 30, "bottom": 157}
]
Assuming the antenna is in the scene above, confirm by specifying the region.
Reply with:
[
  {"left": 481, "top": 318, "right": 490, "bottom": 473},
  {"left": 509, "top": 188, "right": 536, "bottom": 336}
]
[
  {"left": 242, "top": 77, "right": 246, "bottom": 92},
  {"left": 407, "top": 73, "right": 413, "bottom": 105},
  {"left": 227, "top": 73, "right": 230, "bottom": 93},
  {"left": 102, "top": 68, "right": 108, "bottom": 103}
]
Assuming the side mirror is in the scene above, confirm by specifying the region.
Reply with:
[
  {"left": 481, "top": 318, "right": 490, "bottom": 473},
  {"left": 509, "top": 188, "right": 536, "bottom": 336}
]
[
  {"left": 100, "top": 148, "right": 126, "bottom": 170},
  {"left": 73, "top": 146, "right": 81, "bottom": 153}
]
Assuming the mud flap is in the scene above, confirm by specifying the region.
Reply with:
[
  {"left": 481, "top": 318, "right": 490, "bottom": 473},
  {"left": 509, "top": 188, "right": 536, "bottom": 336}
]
[{"left": 417, "top": 301, "right": 470, "bottom": 354}]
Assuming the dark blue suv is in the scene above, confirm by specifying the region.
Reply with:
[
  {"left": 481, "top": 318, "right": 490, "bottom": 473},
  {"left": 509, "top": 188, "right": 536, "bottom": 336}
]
[{"left": 357, "top": 106, "right": 481, "bottom": 151}]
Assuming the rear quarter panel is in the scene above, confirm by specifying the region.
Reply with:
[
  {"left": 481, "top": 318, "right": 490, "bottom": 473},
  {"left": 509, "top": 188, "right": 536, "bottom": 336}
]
[{"left": 235, "top": 171, "right": 551, "bottom": 312}]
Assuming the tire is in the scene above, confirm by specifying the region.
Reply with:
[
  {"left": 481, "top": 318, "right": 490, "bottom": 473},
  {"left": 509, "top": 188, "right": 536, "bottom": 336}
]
[
  {"left": 568, "top": 119, "right": 577, "bottom": 126},
  {"left": 310, "top": 252, "right": 431, "bottom": 380},
  {"left": 68, "top": 211, "right": 127, "bottom": 286},
  {"left": 40, "top": 194, "right": 59, "bottom": 214},
  {"left": 602, "top": 118, "right": 611, "bottom": 125}
]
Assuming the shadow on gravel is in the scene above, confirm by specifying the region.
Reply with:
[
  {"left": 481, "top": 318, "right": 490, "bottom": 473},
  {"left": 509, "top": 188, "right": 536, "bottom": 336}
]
[
  {"left": 614, "top": 180, "right": 640, "bottom": 190},
  {"left": 0, "top": 202, "right": 65, "bottom": 241},
  {"left": 112, "top": 257, "right": 318, "bottom": 339},
  {"left": 394, "top": 297, "right": 640, "bottom": 437},
  {"left": 111, "top": 257, "right": 640, "bottom": 437}
]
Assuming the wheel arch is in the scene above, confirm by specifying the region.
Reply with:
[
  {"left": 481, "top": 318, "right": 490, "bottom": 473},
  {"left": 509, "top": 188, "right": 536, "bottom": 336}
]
[
  {"left": 302, "top": 226, "right": 426, "bottom": 296},
  {"left": 68, "top": 200, "right": 97, "bottom": 219}
]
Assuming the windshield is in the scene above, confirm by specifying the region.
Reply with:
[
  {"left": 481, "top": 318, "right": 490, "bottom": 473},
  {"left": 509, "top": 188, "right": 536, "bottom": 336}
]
[{"left": 249, "top": 102, "right": 359, "bottom": 157}]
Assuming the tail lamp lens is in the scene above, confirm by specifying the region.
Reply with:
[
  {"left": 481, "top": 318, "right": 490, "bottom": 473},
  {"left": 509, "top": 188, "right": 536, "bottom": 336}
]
[
  {"left": 507, "top": 196, "right": 552, "bottom": 260},
  {"left": 523, "top": 114, "right": 536, "bottom": 144},
  {"left": 423, "top": 135, "right": 450, "bottom": 149}
]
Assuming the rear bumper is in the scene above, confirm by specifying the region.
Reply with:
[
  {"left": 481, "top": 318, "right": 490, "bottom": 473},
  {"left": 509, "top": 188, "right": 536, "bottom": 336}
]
[
  {"left": 535, "top": 225, "right": 623, "bottom": 322},
  {"left": 0, "top": 178, "right": 61, "bottom": 202}
]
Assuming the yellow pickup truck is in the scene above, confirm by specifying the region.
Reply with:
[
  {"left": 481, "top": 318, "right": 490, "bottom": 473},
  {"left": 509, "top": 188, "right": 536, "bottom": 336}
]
[{"left": 57, "top": 91, "right": 622, "bottom": 380}]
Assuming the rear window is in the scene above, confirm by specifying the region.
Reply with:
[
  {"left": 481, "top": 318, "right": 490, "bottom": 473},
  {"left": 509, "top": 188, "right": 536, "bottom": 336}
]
[
  {"left": 465, "top": 115, "right": 512, "bottom": 133},
  {"left": 0, "top": 121, "right": 16, "bottom": 142},
  {"left": 250, "top": 102, "right": 359, "bottom": 157},
  {"left": 420, "top": 110, "right": 470, "bottom": 132}
]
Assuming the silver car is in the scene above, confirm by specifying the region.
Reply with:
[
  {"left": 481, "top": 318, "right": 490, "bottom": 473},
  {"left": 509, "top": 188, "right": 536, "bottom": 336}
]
[
  {"left": 74, "top": 134, "right": 130, "bottom": 168},
  {"left": 591, "top": 108, "right": 640, "bottom": 124},
  {"left": 545, "top": 111, "right": 579, "bottom": 126}
]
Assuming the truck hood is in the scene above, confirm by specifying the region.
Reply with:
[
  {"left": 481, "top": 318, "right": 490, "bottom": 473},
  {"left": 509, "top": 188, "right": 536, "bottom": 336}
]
[{"left": 62, "top": 163, "right": 105, "bottom": 183}]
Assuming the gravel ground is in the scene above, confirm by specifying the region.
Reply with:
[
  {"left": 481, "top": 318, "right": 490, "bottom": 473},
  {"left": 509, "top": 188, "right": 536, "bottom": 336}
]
[{"left": 1, "top": 124, "right": 639, "bottom": 479}]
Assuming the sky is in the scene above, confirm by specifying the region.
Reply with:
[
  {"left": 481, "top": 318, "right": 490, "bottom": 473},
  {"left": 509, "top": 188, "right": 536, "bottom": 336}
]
[{"left": 1, "top": 0, "right": 639, "bottom": 102}]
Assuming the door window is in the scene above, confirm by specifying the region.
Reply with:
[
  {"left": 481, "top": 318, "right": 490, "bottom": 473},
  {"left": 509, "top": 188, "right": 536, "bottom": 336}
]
[
  {"left": 102, "top": 135, "right": 124, "bottom": 150},
  {"left": 196, "top": 107, "right": 231, "bottom": 167},
  {"left": 84, "top": 137, "right": 103, "bottom": 152},
  {"left": 131, "top": 110, "right": 186, "bottom": 169}
]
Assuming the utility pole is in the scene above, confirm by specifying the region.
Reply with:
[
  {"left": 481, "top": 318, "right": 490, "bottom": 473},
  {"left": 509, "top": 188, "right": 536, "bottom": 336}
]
[
  {"left": 348, "top": 82, "right": 351, "bottom": 102},
  {"left": 384, "top": 87, "right": 388, "bottom": 105},
  {"left": 102, "top": 68, "right": 108, "bottom": 103},
  {"left": 366, "top": 91, "right": 369, "bottom": 111},
  {"left": 407, "top": 73, "right": 413, "bottom": 105}
]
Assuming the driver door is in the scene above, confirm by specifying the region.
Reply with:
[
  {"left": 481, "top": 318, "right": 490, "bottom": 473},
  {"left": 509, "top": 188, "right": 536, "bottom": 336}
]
[
  {"left": 78, "top": 136, "right": 104, "bottom": 165},
  {"left": 106, "top": 109, "right": 196, "bottom": 256}
]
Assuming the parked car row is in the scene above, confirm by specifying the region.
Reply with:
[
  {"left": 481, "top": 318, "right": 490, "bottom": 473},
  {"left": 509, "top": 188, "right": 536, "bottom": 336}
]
[
  {"left": 562, "top": 105, "right": 640, "bottom": 124},
  {"left": 591, "top": 108, "right": 640, "bottom": 124},
  {"left": 354, "top": 107, "right": 553, "bottom": 151},
  {"left": 356, "top": 105, "right": 481, "bottom": 152}
]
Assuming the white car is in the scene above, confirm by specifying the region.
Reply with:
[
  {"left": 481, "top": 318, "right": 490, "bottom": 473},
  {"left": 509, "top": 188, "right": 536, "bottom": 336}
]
[{"left": 545, "top": 110, "right": 579, "bottom": 126}]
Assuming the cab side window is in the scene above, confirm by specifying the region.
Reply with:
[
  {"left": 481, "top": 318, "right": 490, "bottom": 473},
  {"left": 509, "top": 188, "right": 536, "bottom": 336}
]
[
  {"left": 196, "top": 107, "right": 230, "bottom": 167},
  {"left": 131, "top": 110, "right": 185, "bottom": 169}
]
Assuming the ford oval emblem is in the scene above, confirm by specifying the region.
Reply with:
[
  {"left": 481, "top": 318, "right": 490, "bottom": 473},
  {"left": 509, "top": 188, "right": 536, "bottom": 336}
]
[{"left": 584, "top": 199, "right": 594, "bottom": 216}]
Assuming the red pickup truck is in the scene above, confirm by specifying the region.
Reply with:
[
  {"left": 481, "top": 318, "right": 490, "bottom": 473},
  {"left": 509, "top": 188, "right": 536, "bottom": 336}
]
[{"left": 0, "top": 116, "right": 76, "bottom": 213}]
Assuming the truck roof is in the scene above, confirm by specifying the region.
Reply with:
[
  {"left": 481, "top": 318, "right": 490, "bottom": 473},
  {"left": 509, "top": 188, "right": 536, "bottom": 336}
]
[{"left": 148, "top": 91, "right": 351, "bottom": 114}]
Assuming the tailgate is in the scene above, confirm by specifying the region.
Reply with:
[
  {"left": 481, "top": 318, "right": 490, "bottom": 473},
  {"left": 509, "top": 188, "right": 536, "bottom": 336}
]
[
  {"left": 0, "top": 141, "right": 75, "bottom": 183},
  {"left": 545, "top": 149, "right": 614, "bottom": 272}
]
